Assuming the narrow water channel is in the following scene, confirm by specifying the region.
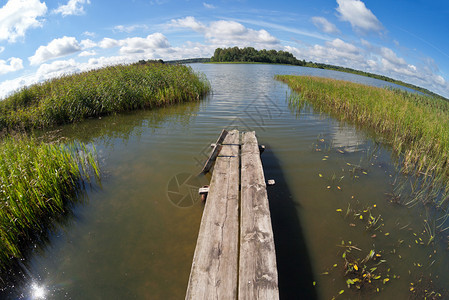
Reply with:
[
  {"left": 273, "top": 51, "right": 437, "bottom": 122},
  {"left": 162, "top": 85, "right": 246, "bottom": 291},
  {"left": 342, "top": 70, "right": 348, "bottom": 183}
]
[{"left": 3, "top": 64, "right": 448, "bottom": 299}]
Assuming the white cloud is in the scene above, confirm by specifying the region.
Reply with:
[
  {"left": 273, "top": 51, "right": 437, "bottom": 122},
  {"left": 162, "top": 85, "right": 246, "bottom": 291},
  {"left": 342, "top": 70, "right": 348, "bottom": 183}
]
[
  {"left": 97, "top": 33, "right": 170, "bottom": 55},
  {"left": 119, "top": 33, "right": 170, "bottom": 54},
  {"left": 380, "top": 47, "right": 406, "bottom": 66},
  {"left": 80, "top": 38, "right": 96, "bottom": 49},
  {"left": 114, "top": 24, "right": 149, "bottom": 33},
  {"left": 203, "top": 2, "right": 215, "bottom": 9},
  {"left": 0, "top": 57, "right": 23, "bottom": 75},
  {"left": 99, "top": 37, "right": 120, "bottom": 49},
  {"left": 0, "top": 0, "right": 47, "bottom": 42},
  {"left": 83, "top": 31, "right": 95, "bottom": 37},
  {"left": 0, "top": 46, "right": 4, "bottom": 53},
  {"left": 336, "top": 0, "right": 383, "bottom": 33},
  {"left": 170, "top": 16, "right": 206, "bottom": 32},
  {"left": 311, "top": 17, "right": 340, "bottom": 34},
  {"left": 29, "top": 36, "right": 81, "bottom": 65},
  {"left": 170, "top": 17, "right": 279, "bottom": 48},
  {"left": 53, "top": 0, "right": 90, "bottom": 16},
  {"left": 78, "top": 50, "right": 96, "bottom": 57},
  {"left": 36, "top": 59, "right": 80, "bottom": 79}
]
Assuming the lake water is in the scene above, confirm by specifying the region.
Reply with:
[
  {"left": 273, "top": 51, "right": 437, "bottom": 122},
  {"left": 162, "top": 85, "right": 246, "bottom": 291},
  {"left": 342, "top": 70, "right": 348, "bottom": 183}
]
[{"left": 2, "top": 64, "right": 448, "bottom": 299}]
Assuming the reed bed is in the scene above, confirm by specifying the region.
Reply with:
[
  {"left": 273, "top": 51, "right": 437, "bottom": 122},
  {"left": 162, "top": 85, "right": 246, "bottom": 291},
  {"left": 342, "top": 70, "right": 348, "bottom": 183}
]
[
  {"left": 277, "top": 75, "right": 449, "bottom": 208},
  {"left": 0, "top": 135, "right": 99, "bottom": 272},
  {"left": 0, "top": 63, "right": 210, "bottom": 130}
]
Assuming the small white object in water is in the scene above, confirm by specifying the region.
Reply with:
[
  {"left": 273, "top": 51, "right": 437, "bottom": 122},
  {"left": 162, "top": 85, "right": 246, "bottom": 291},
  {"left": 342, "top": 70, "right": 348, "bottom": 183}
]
[{"left": 267, "top": 179, "right": 275, "bottom": 186}]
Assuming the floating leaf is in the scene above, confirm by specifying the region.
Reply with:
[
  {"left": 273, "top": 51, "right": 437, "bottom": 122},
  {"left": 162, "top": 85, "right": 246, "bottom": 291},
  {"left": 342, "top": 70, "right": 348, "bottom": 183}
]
[
  {"left": 353, "top": 264, "right": 358, "bottom": 271},
  {"left": 327, "top": 186, "right": 331, "bottom": 189},
  {"left": 385, "top": 233, "right": 390, "bottom": 236},
  {"left": 336, "top": 209, "right": 343, "bottom": 212},
  {"left": 359, "top": 215, "right": 363, "bottom": 220},
  {"left": 337, "top": 186, "right": 341, "bottom": 190},
  {"left": 339, "top": 290, "right": 345, "bottom": 295},
  {"left": 313, "top": 281, "right": 316, "bottom": 286},
  {"left": 383, "top": 278, "right": 390, "bottom": 284},
  {"left": 319, "top": 174, "right": 323, "bottom": 177},
  {"left": 333, "top": 264, "right": 338, "bottom": 268}
]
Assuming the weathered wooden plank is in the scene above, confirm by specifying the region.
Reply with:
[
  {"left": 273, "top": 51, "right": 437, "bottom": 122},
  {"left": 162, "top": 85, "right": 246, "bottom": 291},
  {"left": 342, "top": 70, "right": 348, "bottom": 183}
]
[
  {"left": 201, "top": 129, "right": 228, "bottom": 174},
  {"left": 186, "top": 130, "right": 240, "bottom": 300},
  {"left": 239, "top": 131, "right": 279, "bottom": 300}
]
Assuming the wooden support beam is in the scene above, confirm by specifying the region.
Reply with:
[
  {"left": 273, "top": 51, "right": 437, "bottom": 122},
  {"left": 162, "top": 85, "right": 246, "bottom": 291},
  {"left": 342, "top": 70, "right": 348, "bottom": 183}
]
[
  {"left": 201, "top": 129, "right": 228, "bottom": 174},
  {"left": 239, "top": 131, "right": 279, "bottom": 300},
  {"left": 186, "top": 130, "right": 240, "bottom": 300}
]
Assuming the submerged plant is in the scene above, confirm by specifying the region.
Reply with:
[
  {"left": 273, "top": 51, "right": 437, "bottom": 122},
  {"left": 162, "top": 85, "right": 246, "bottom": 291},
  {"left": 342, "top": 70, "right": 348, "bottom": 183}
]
[{"left": 278, "top": 75, "right": 449, "bottom": 212}]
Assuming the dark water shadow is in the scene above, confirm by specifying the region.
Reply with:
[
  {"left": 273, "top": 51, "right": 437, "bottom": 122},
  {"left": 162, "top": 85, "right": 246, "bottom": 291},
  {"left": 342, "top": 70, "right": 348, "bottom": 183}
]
[{"left": 262, "top": 146, "right": 318, "bottom": 300}]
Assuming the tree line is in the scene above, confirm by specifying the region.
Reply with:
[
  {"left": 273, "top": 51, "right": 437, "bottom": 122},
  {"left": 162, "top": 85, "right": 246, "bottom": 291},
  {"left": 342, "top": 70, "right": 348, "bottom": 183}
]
[
  {"left": 210, "top": 47, "right": 306, "bottom": 66},
  {"left": 209, "top": 47, "right": 446, "bottom": 101}
]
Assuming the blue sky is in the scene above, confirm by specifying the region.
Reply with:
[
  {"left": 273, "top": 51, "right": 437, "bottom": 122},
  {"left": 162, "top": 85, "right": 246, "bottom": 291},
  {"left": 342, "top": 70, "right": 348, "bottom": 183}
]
[{"left": 1, "top": 0, "right": 448, "bottom": 98}]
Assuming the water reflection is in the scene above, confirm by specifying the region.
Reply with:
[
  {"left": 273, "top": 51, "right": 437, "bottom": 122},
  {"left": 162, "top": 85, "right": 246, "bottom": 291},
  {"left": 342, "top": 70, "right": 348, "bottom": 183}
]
[
  {"left": 331, "top": 126, "right": 364, "bottom": 153},
  {"left": 2, "top": 63, "right": 447, "bottom": 299}
]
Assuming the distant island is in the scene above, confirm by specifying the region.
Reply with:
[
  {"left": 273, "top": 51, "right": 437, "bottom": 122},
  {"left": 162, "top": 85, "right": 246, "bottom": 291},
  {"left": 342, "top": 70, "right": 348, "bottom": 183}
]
[{"left": 168, "top": 47, "right": 446, "bottom": 101}]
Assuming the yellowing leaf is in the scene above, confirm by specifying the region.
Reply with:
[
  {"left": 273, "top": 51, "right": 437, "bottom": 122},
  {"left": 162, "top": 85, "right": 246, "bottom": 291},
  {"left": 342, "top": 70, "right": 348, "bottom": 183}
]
[
  {"left": 339, "top": 290, "right": 345, "bottom": 295},
  {"left": 385, "top": 233, "right": 390, "bottom": 236},
  {"left": 319, "top": 174, "right": 323, "bottom": 177},
  {"left": 336, "top": 209, "right": 342, "bottom": 212},
  {"left": 354, "top": 264, "right": 358, "bottom": 271},
  {"left": 383, "top": 278, "right": 390, "bottom": 284},
  {"left": 359, "top": 215, "right": 363, "bottom": 220}
]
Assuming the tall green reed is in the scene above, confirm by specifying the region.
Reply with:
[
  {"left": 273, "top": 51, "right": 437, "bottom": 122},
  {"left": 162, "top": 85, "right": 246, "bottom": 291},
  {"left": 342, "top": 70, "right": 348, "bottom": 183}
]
[
  {"left": 0, "top": 63, "right": 210, "bottom": 130},
  {"left": 277, "top": 75, "right": 449, "bottom": 211},
  {"left": 0, "top": 135, "right": 99, "bottom": 272}
]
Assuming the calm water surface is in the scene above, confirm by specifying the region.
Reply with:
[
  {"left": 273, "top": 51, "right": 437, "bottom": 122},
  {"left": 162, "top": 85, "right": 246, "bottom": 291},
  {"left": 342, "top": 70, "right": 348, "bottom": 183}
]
[{"left": 3, "top": 64, "right": 448, "bottom": 299}]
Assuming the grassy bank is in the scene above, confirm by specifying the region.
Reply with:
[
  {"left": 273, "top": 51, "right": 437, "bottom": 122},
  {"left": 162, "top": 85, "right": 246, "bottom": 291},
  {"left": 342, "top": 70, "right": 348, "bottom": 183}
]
[
  {"left": 277, "top": 75, "right": 449, "bottom": 208},
  {"left": 0, "top": 135, "right": 99, "bottom": 272},
  {"left": 0, "top": 62, "right": 210, "bottom": 130}
]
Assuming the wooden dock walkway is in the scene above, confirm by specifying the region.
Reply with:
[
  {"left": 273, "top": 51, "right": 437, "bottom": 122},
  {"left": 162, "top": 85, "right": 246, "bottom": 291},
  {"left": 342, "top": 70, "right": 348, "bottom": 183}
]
[{"left": 186, "top": 130, "right": 279, "bottom": 300}]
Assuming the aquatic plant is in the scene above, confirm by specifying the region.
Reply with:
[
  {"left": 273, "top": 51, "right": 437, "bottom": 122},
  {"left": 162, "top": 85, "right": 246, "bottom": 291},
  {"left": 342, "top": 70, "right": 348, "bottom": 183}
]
[
  {"left": 278, "top": 75, "right": 449, "bottom": 211},
  {"left": 0, "top": 135, "right": 99, "bottom": 273},
  {"left": 0, "top": 63, "right": 210, "bottom": 130}
]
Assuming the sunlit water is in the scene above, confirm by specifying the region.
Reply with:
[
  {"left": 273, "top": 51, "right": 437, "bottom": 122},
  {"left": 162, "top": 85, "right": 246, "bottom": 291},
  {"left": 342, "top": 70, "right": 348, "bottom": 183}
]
[{"left": 2, "top": 64, "right": 448, "bottom": 299}]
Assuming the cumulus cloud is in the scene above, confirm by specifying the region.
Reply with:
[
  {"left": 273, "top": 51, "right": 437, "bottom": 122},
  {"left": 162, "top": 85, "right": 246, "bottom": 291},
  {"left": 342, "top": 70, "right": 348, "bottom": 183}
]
[
  {"left": 78, "top": 50, "right": 96, "bottom": 57},
  {"left": 286, "top": 38, "right": 365, "bottom": 69},
  {"left": 80, "top": 38, "right": 96, "bottom": 49},
  {"left": 99, "top": 38, "right": 120, "bottom": 49},
  {"left": 170, "top": 16, "right": 279, "bottom": 48},
  {"left": 29, "top": 36, "right": 81, "bottom": 65},
  {"left": 0, "top": 0, "right": 47, "bottom": 42},
  {"left": 336, "top": 0, "right": 383, "bottom": 33},
  {"left": 311, "top": 17, "right": 340, "bottom": 34},
  {"left": 53, "top": 0, "right": 90, "bottom": 16},
  {"left": 380, "top": 47, "right": 406, "bottom": 66},
  {"left": 0, "top": 57, "right": 23, "bottom": 75},
  {"left": 119, "top": 33, "right": 170, "bottom": 54},
  {"left": 170, "top": 16, "right": 206, "bottom": 32}
]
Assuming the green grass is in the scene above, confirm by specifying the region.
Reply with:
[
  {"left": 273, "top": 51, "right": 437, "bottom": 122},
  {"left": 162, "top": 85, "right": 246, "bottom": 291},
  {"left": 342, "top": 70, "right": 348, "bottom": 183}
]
[
  {"left": 277, "top": 75, "right": 449, "bottom": 208},
  {"left": 0, "top": 62, "right": 210, "bottom": 130},
  {"left": 0, "top": 135, "right": 99, "bottom": 272}
]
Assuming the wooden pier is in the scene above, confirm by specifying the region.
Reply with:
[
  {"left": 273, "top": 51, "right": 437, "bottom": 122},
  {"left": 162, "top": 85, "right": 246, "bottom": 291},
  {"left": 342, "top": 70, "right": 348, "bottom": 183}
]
[{"left": 186, "top": 130, "right": 279, "bottom": 300}]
